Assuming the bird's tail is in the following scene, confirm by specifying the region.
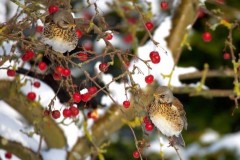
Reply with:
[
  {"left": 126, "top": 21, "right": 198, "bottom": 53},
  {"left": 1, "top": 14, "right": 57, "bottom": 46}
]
[{"left": 172, "top": 134, "right": 185, "bottom": 147}]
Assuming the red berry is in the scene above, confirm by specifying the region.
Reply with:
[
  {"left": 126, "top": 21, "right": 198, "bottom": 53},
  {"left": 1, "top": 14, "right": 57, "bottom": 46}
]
[
  {"left": 99, "top": 63, "right": 108, "bottom": 72},
  {"left": 143, "top": 116, "right": 151, "bottom": 124},
  {"left": 62, "top": 68, "right": 71, "bottom": 77},
  {"left": 160, "top": 1, "right": 169, "bottom": 10},
  {"left": 5, "top": 152, "right": 12, "bottom": 159},
  {"left": 202, "top": 32, "right": 212, "bottom": 42},
  {"left": 88, "top": 86, "right": 98, "bottom": 95},
  {"left": 38, "top": 61, "right": 47, "bottom": 71},
  {"left": 69, "top": 106, "right": 79, "bottom": 117},
  {"left": 33, "top": 81, "right": 41, "bottom": 88},
  {"left": 76, "top": 29, "right": 82, "bottom": 38},
  {"left": 78, "top": 52, "right": 88, "bottom": 61},
  {"left": 127, "top": 17, "right": 137, "bottom": 24},
  {"left": 22, "top": 50, "right": 35, "bottom": 62},
  {"left": 53, "top": 73, "right": 61, "bottom": 81},
  {"left": 73, "top": 92, "right": 81, "bottom": 103},
  {"left": 63, "top": 108, "right": 72, "bottom": 118},
  {"left": 123, "top": 100, "right": 130, "bottom": 108},
  {"left": 133, "top": 150, "right": 140, "bottom": 159},
  {"left": 43, "top": 109, "right": 50, "bottom": 116},
  {"left": 7, "top": 69, "right": 16, "bottom": 77},
  {"left": 52, "top": 110, "right": 61, "bottom": 119},
  {"left": 149, "top": 51, "right": 161, "bottom": 64},
  {"left": 36, "top": 25, "right": 43, "bottom": 32},
  {"left": 55, "top": 66, "right": 64, "bottom": 74},
  {"left": 123, "top": 34, "right": 133, "bottom": 43},
  {"left": 106, "top": 33, "right": 113, "bottom": 40},
  {"left": 145, "top": 21, "right": 154, "bottom": 30},
  {"left": 48, "top": 5, "right": 59, "bottom": 14},
  {"left": 145, "top": 74, "right": 154, "bottom": 84},
  {"left": 145, "top": 123, "right": 154, "bottom": 131},
  {"left": 27, "top": 92, "right": 36, "bottom": 101},
  {"left": 83, "top": 40, "right": 93, "bottom": 51},
  {"left": 81, "top": 92, "right": 91, "bottom": 102},
  {"left": 223, "top": 52, "right": 231, "bottom": 60}
]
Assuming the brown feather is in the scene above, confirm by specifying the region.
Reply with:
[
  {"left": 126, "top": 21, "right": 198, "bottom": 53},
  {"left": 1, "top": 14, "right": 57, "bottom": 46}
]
[{"left": 172, "top": 97, "right": 188, "bottom": 130}]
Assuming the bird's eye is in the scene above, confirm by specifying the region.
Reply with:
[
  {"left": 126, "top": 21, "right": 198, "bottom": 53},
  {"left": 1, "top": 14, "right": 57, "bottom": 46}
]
[{"left": 160, "top": 94, "right": 165, "bottom": 98}]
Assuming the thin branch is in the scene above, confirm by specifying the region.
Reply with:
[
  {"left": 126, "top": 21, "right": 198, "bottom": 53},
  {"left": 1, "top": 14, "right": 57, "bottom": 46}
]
[
  {"left": 179, "top": 69, "right": 235, "bottom": 80},
  {"left": 128, "top": 125, "right": 143, "bottom": 160}
]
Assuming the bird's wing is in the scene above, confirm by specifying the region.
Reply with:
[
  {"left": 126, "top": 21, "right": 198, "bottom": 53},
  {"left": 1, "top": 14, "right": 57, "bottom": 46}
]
[{"left": 173, "top": 97, "right": 188, "bottom": 130}]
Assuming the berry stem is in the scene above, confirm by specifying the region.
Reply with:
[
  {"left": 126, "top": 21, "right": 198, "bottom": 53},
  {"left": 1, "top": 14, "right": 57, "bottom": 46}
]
[{"left": 128, "top": 125, "right": 143, "bottom": 160}]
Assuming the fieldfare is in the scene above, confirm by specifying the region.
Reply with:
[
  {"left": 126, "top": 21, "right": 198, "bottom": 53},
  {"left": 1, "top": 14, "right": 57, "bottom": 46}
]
[
  {"left": 42, "top": 9, "right": 78, "bottom": 53},
  {"left": 148, "top": 86, "right": 188, "bottom": 147}
]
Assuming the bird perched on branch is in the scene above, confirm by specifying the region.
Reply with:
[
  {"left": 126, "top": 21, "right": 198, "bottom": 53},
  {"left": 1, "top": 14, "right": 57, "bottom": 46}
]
[
  {"left": 148, "top": 86, "right": 187, "bottom": 147},
  {"left": 42, "top": 9, "right": 78, "bottom": 53}
]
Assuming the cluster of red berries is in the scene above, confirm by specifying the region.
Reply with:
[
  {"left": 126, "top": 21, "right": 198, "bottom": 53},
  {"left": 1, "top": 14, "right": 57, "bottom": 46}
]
[
  {"left": 53, "top": 65, "right": 71, "bottom": 80},
  {"left": 44, "top": 105, "right": 80, "bottom": 119},
  {"left": 143, "top": 116, "right": 154, "bottom": 131},
  {"left": 62, "top": 105, "right": 80, "bottom": 118},
  {"left": 72, "top": 86, "right": 98, "bottom": 103}
]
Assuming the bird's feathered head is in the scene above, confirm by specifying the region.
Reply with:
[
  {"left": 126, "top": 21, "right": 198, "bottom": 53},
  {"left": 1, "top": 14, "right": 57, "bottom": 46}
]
[
  {"left": 53, "top": 9, "right": 76, "bottom": 29},
  {"left": 153, "top": 86, "right": 174, "bottom": 104}
]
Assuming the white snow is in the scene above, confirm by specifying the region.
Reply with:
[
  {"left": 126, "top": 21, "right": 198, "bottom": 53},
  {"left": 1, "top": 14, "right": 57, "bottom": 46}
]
[
  {"left": 41, "top": 149, "right": 67, "bottom": 160},
  {"left": 200, "top": 129, "right": 220, "bottom": 144},
  {"left": 0, "top": 102, "right": 43, "bottom": 152},
  {"left": 0, "top": 0, "right": 18, "bottom": 23}
]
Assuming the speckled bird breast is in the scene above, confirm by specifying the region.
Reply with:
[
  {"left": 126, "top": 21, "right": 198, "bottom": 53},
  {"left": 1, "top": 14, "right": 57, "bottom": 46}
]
[
  {"left": 42, "top": 23, "right": 78, "bottom": 53},
  {"left": 149, "top": 102, "right": 184, "bottom": 137}
]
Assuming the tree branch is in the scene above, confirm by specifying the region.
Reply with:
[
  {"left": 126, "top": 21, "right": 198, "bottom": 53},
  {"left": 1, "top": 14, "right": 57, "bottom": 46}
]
[
  {"left": 0, "top": 136, "right": 42, "bottom": 160},
  {"left": 179, "top": 69, "right": 235, "bottom": 80},
  {"left": 0, "top": 80, "right": 67, "bottom": 148}
]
